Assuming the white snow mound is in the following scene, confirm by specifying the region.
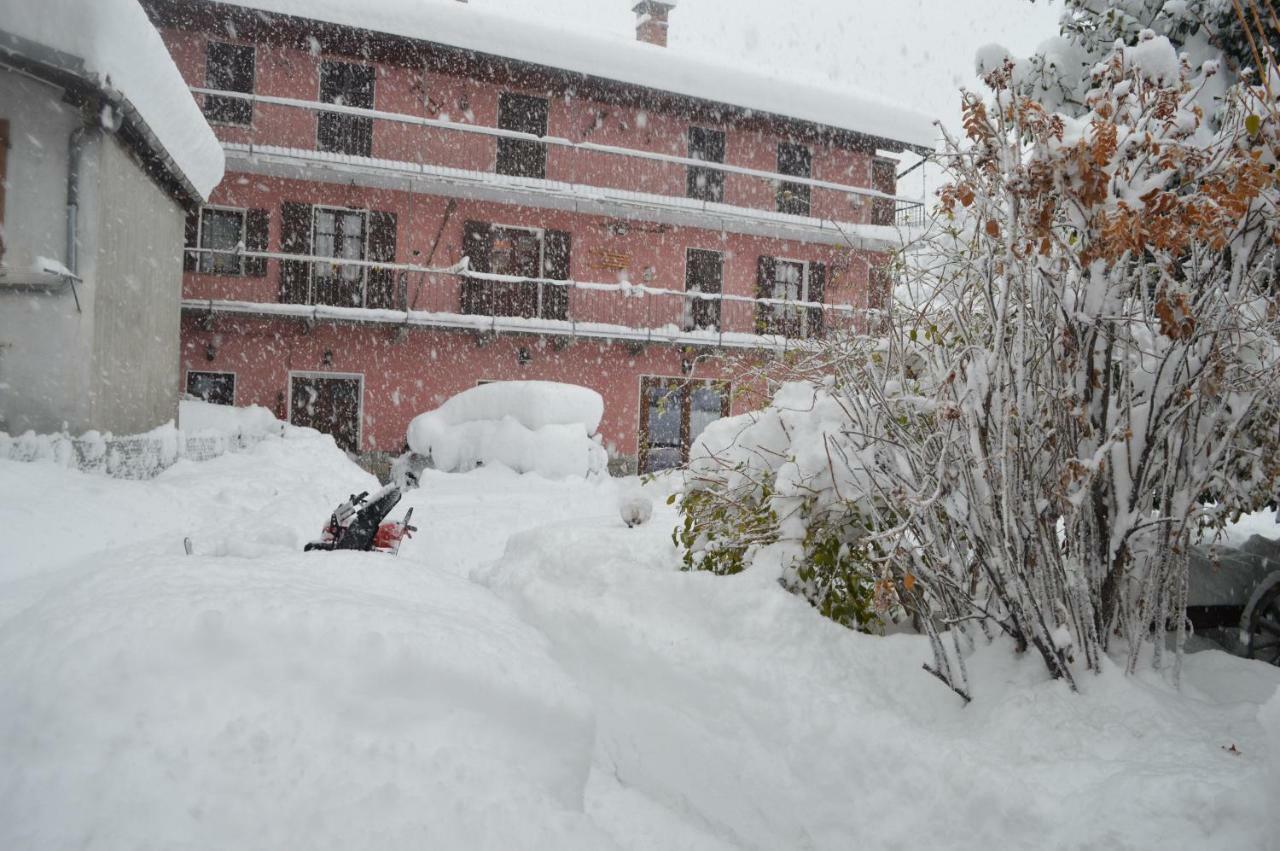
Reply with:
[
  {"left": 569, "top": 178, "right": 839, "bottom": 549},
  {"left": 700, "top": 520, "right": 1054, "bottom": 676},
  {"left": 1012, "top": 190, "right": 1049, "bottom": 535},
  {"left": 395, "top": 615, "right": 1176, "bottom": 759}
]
[{"left": 407, "top": 381, "right": 607, "bottom": 479}]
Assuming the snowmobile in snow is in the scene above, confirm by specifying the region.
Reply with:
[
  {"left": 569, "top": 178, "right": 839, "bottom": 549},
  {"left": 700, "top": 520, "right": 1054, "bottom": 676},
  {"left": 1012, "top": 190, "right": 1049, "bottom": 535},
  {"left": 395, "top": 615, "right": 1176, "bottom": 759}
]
[{"left": 304, "top": 483, "right": 417, "bottom": 555}]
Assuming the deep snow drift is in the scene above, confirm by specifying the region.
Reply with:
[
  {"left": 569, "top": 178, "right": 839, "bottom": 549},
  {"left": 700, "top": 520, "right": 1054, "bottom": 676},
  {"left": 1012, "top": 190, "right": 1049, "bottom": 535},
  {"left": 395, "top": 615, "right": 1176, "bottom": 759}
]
[{"left": 2, "top": 429, "right": 1279, "bottom": 849}]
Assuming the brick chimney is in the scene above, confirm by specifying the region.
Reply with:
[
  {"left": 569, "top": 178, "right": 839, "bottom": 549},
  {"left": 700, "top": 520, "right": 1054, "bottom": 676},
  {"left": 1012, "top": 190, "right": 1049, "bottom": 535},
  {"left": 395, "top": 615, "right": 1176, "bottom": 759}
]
[{"left": 632, "top": 1, "right": 675, "bottom": 47}]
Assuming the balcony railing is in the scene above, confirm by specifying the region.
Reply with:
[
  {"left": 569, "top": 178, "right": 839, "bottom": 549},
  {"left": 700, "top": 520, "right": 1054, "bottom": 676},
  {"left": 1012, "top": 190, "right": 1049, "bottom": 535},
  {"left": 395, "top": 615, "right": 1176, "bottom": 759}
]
[
  {"left": 190, "top": 86, "right": 926, "bottom": 234},
  {"left": 182, "top": 246, "right": 873, "bottom": 350}
]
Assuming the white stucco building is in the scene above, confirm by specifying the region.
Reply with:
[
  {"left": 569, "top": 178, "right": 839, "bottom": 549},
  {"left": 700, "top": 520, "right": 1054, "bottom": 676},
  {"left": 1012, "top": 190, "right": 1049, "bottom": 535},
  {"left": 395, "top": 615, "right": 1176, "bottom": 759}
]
[{"left": 0, "top": 0, "right": 223, "bottom": 435}]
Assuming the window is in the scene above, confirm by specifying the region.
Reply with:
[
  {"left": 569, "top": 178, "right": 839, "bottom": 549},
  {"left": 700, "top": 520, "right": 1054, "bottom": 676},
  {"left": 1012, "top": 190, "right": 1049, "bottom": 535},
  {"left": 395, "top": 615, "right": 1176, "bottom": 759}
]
[
  {"left": 639, "top": 378, "right": 731, "bottom": 473},
  {"left": 186, "top": 371, "right": 235, "bottom": 406},
  {"left": 687, "top": 126, "right": 725, "bottom": 202},
  {"left": 204, "top": 42, "right": 254, "bottom": 126},
  {"left": 289, "top": 373, "right": 362, "bottom": 453},
  {"left": 186, "top": 207, "right": 268, "bottom": 276},
  {"left": 755, "top": 256, "right": 827, "bottom": 338},
  {"left": 312, "top": 207, "right": 367, "bottom": 307},
  {"left": 318, "top": 61, "right": 375, "bottom": 157},
  {"left": 684, "top": 248, "right": 723, "bottom": 331},
  {"left": 277, "top": 203, "right": 397, "bottom": 308},
  {"left": 496, "top": 93, "right": 549, "bottom": 179},
  {"left": 460, "top": 220, "right": 571, "bottom": 320},
  {"left": 198, "top": 208, "right": 245, "bottom": 275},
  {"left": 777, "top": 142, "right": 812, "bottom": 216}
]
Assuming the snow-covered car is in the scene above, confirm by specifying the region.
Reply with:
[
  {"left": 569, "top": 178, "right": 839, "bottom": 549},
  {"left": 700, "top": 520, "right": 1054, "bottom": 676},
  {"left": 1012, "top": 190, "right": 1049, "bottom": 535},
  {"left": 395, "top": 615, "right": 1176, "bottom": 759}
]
[{"left": 1188, "top": 534, "right": 1280, "bottom": 665}]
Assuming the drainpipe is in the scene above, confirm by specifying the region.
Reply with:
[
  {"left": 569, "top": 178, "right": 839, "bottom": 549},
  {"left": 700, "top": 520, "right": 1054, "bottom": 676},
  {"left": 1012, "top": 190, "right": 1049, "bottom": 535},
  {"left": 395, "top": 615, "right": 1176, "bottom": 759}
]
[{"left": 66, "top": 124, "right": 90, "bottom": 277}]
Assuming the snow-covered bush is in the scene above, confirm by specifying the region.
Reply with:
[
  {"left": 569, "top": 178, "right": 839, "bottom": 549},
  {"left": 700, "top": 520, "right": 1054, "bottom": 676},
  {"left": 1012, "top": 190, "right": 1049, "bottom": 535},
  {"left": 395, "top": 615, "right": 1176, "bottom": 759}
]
[
  {"left": 406, "top": 381, "right": 607, "bottom": 479},
  {"left": 678, "top": 14, "right": 1280, "bottom": 694},
  {"left": 676, "top": 380, "right": 890, "bottom": 631}
]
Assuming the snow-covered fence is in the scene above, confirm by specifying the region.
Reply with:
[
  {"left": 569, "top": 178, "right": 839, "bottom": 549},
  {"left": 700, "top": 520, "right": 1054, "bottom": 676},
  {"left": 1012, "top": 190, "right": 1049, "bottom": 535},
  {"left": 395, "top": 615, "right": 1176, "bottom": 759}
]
[{"left": 0, "top": 402, "right": 286, "bottom": 480}]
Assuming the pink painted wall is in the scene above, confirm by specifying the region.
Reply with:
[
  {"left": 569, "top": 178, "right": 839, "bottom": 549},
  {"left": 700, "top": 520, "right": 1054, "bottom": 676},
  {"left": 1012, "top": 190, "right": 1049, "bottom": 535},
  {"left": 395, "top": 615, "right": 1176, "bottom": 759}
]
[
  {"left": 181, "top": 314, "right": 770, "bottom": 458},
  {"left": 159, "top": 27, "right": 887, "bottom": 223},
  {"left": 187, "top": 174, "right": 889, "bottom": 333}
]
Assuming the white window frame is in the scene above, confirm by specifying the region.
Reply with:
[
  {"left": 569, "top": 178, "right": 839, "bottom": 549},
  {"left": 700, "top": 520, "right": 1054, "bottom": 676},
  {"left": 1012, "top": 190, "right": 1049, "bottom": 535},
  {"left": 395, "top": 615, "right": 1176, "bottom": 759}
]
[
  {"left": 196, "top": 205, "right": 248, "bottom": 276},
  {"left": 203, "top": 40, "right": 257, "bottom": 128},
  {"left": 286, "top": 371, "right": 365, "bottom": 452},
  {"left": 771, "top": 256, "right": 810, "bottom": 302},
  {"left": 185, "top": 369, "right": 237, "bottom": 405}
]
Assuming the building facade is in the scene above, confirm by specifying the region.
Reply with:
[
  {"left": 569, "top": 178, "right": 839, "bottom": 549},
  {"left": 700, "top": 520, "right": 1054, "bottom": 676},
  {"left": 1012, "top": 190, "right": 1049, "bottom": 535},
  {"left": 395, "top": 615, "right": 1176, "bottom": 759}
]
[{"left": 145, "top": 0, "right": 931, "bottom": 471}]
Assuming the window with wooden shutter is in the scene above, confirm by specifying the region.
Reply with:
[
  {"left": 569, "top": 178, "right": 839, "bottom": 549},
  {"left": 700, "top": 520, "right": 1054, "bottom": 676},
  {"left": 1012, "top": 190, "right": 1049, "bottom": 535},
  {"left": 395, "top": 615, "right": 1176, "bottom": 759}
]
[
  {"left": 365, "top": 211, "right": 399, "bottom": 309},
  {"left": 541, "top": 229, "right": 571, "bottom": 321},
  {"left": 204, "top": 42, "right": 255, "bottom": 126},
  {"left": 755, "top": 255, "right": 811, "bottom": 337},
  {"left": 318, "top": 61, "right": 374, "bottom": 157},
  {"left": 684, "top": 248, "right": 723, "bottom": 331},
  {"left": 244, "top": 209, "right": 269, "bottom": 277},
  {"left": 687, "top": 126, "right": 725, "bottom": 202},
  {"left": 496, "top": 93, "right": 549, "bottom": 179},
  {"left": 279, "top": 202, "right": 313, "bottom": 303},
  {"left": 777, "top": 142, "right": 812, "bottom": 216}
]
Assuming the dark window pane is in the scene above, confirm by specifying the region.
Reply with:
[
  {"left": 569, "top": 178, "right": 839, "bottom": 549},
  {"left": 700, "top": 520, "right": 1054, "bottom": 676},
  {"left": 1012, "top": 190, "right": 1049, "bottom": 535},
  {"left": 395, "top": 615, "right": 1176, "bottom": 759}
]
[
  {"left": 777, "top": 142, "right": 812, "bottom": 215},
  {"left": 187, "top": 371, "right": 235, "bottom": 405},
  {"left": 198, "top": 208, "right": 244, "bottom": 275},
  {"left": 872, "top": 159, "right": 896, "bottom": 226},
  {"left": 687, "top": 127, "right": 725, "bottom": 202},
  {"left": 204, "top": 42, "right": 254, "bottom": 125},
  {"left": 685, "top": 248, "right": 722, "bottom": 331},
  {"left": 496, "top": 93, "right": 548, "bottom": 178},
  {"left": 318, "top": 61, "right": 374, "bottom": 156}
]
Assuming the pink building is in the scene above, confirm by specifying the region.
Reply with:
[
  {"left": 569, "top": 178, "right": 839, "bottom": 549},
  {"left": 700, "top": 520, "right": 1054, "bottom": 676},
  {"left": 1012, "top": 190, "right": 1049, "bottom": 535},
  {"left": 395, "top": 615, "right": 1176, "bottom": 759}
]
[{"left": 143, "top": 0, "right": 932, "bottom": 472}]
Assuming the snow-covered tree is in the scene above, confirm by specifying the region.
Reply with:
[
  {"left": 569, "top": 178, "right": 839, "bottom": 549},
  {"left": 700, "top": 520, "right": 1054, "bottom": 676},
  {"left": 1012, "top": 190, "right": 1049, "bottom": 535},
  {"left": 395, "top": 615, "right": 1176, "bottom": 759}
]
[{"left": 678, "top": 9, "right": 1280, "bottom": 696}]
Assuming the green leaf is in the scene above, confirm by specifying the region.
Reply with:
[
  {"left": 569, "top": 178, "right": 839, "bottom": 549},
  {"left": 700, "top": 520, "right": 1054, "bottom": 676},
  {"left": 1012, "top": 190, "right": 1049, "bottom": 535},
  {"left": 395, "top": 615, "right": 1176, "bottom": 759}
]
[{"left": 1246, "top": 114, "right": 1262, "bottom": 136}]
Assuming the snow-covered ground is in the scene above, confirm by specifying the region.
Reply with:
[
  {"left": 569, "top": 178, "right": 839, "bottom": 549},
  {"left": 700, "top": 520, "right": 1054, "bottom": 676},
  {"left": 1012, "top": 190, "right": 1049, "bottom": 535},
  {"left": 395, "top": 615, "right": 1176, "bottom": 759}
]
[{"left": 2, "top": 432, "right": 1279, "bottom": 849}]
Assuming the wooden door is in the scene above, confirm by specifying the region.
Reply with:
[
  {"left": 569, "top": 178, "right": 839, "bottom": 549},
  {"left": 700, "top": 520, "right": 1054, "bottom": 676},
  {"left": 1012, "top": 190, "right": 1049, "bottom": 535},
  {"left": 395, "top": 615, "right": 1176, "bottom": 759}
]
[{"left": 290, "top": 375, "right": 362, "bottom": 453}]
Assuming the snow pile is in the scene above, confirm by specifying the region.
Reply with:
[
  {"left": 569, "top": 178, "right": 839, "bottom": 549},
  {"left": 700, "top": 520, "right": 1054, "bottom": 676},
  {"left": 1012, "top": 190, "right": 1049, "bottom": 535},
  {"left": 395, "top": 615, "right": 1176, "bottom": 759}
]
[
  {"left": 3, "top": 435, "right": 1280, "bottom": 848},
  {"left": 478, "top": 515, "right": 1280, "bottom": 850},
  {"left": 0, "top": 446, "right": 611, "bottom": 850},
  {"left": 0, "top": 0, "right": 224, "bottom": 199},
  {"left": 407, "top": 381, "right": 607, "bottom": 479},
  {"left": 179, "top": 399, "right": 288, "bottom": 438}
]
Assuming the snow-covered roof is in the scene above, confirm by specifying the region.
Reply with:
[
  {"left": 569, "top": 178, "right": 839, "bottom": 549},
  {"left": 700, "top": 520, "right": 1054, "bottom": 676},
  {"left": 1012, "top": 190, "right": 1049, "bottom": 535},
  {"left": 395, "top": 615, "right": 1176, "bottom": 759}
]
[
  {"left": 206, "top": 0, "right": 937, "bottom": 150},
  {"left": 0, "top": 0, "right": 224, "bottom": 201}
]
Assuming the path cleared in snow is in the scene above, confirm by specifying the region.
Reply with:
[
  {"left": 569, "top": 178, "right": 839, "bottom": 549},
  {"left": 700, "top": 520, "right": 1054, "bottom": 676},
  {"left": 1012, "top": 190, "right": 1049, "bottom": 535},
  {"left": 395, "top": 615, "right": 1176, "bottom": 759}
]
[{"left": 2, "top": 433, "right": 1279, "bottom": 849}]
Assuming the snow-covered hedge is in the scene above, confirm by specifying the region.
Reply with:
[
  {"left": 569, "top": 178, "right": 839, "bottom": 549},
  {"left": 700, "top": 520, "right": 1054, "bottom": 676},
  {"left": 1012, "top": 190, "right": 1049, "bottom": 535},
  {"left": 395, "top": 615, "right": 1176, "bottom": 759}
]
[{"left": 407, "top": 382, "right": 607, "bottom": 479}]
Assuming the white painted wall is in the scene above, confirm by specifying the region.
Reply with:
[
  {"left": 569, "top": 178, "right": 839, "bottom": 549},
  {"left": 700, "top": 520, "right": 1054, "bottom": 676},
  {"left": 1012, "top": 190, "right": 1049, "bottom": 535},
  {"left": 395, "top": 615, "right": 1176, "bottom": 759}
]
[
  {"left": 0, "top": 67, "right": 94, "bottom": 434},
  {"left": 0, "top": 67, "right": 185, "bottom": 435}
]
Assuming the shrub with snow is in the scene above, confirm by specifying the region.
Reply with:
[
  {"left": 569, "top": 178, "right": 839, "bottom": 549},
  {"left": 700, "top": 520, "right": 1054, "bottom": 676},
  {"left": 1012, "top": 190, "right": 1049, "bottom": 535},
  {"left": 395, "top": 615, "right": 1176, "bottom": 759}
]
[
  {"left": 406, "top": 381, "right": 607, "bottom": 479},
  {"left": 677, "top": 379, "right": 887, "bottom": 632}
]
